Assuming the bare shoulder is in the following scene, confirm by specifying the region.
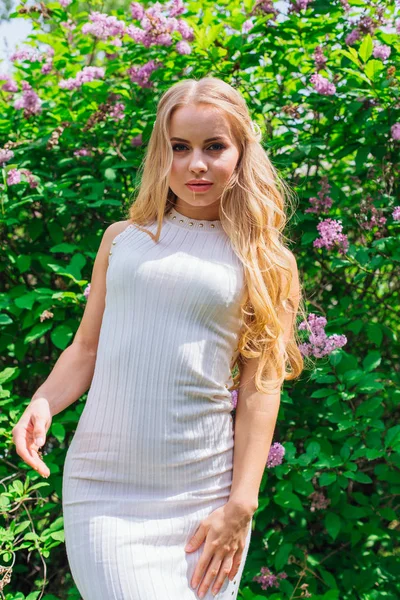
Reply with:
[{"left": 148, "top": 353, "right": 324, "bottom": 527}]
[{"left": 103, "top": 219, "right": 133, "bottom": 240}]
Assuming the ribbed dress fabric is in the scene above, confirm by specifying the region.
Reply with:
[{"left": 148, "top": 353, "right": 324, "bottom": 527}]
[{"left": 62, "top": 206, "right": 253, "bottom": 599}]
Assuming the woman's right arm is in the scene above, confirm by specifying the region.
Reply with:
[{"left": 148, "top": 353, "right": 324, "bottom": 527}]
[{"left": 12, "top": 220, "right": 132, "bottom": 477}]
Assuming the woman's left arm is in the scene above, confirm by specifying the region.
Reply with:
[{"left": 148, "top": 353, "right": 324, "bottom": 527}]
[{"left": 227, "top": 251, "right": 301, "bottom": 515}]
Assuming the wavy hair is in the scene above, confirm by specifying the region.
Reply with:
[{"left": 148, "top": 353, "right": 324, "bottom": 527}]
[{"left": 125, "top": 76, "right": 311, "bottom": 394}]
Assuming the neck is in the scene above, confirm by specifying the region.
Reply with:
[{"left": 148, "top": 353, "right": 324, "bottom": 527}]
[{"left": 173, "top": 199, "right": 221, "bottom": 222}]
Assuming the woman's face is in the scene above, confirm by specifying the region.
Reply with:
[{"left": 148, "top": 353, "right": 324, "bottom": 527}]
[{"left": 168, "top": 104, "right": 240, "bottom": 219}]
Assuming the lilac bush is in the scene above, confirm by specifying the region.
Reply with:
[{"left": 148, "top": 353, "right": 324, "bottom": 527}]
[{"left": 0, "top": 0, "right": 399, "bottom": 598}]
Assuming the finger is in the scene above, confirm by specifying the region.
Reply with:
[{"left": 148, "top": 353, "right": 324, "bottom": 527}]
[
  {"left": 228, "top": 550, "right": 243, "bottom": 581},
  {"left": 211, "top": 554, "right": 234, "bottom": 596},
  {"left": 197, "top": 556, "right": 223, "bottom": 599},
  {"left": 191, "top": 550, "right": 214, "bottom": 590},
  {"left": 13, "top": 428, "right": 50, "bottom": 477},
  {"left": 31, "top": 415, "right": 47, "bottom": 447}
]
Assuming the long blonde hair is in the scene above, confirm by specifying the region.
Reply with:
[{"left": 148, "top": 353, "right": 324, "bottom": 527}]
[{"left": 125, "top": 76, "right": 309, "bottom": 394}]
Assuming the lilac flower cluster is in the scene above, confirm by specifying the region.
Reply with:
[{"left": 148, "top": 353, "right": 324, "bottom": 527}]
[
  {"left": 59, "top": 66, "right": 105, "bottom": 90},
  {"left": 0, "top": 148, "right": 14, "bottom": 165},
  {"left": 345, "top": 28, "right": 361, "bottom": 46},
  {"left": 310, "top": 73, "right": 336, "bottom": 96},
  {"left": 392, "top": 207, "right": 400, "bottom": 221},
  {"left": 7, "top": 168, "right": 38, "bottom": 188},
  {"left": 266, "top": 442, "right": 285, "bottom": 468},
  {"left": 126, "top": 0, "right": 193, "bottom": 49},
  {"left": 60, "top": 0, "right": 72, "bottom": 6},
  {"left": 82, "top": 12, "right": 126, "bottom": 40},
  {"left": 131, "top": 134, "right": 143, "bottom": 147},
  {"left": 356, "top": 195, "right": 387, "bottom": 239},
  {"left": 0, "top": 73, "right": 18, "bottom": 92},
  {"left": 309, "top": 491, "right": 331, "bottom": 511},
  {"left": 84, "top": 283, "right": 91, "bottom": 299},
  {"left": 109, "top": 102, "right": 125, "bottom": 121},
  {"left": 314, "top": 45, "right": 327, "bottom": 71},
  {"left": 298, "top": 313, "right": 347, "bottom": 358},
  {"left": 253, "top": 567, "right": 287, "bottom": 590},
  {"left": 288, "top": 0, "right": 314, "bottom": 14},
  {"left": 127, "top": 59, "right": 163, "bottom": 88},
  {"left": 14, "top": 81, "right": 42, "bottom": 117},
  {"left": 230, "top": 389, "right": 238, "bottom": 410},
  {"left": 11, "top": 48, "right": 43, "bottom": 63},
  {"left": 41, "top": 47, "right": 54, "bottom": 75},
  {"left": 313, "top": 218, "right": 349, "bottom": 254},
  {"left": 305, "top": 177, "right": 333, "bottom": 214},
  {"left": 74, "top": 148, "right": 94, "bottom": 157},
  {"left": 373, "top": 43, "right": 391, "bottom": 61},
  {"left": 391, "top": 123, "right": 400, "bottom": 140}
]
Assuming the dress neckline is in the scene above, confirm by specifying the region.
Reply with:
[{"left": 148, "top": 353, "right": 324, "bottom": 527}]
[{"left": 165, "top": 206, "right": 223, "bottom": 232}]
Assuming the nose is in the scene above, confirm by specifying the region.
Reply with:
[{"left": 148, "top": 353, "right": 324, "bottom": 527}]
[{"left": 189, "top": 149, "right": 207, "bottom": 172}]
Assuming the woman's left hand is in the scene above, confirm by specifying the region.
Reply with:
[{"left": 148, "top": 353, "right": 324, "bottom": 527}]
[{"left": 185, "top": 502, "right": 254, "bottom": 598}]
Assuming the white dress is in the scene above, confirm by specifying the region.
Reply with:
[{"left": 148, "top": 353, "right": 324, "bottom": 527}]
[{"left": 62, "top": 206, "right": 253, "bottom": 599}]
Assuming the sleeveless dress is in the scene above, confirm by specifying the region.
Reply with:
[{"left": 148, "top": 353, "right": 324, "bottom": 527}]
[{"left": 62, "top": 206, "right": 253, "bottom": 599}]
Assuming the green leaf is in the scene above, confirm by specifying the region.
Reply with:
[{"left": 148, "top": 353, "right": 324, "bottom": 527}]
[
  {"left": 365, "top": 323, "right": 383, "bottom": 347},
  {"left": 362, "top": 351, "right": 381, "bottom": 372},
  {"left": 51, "top": 324, "right": 74, "bottom": 350},
  {"left": 24, "top": 322, "right": 53, "bottom": 344},
  {"left": 385, "top": 425, "right": 400, "bottom": 450},
  {"left": 51, "top": 422, "right": 66, "bottom": 444},
  {"left": 364, "top": 59, "right": 384, "bottom": 81},
  {"left": 324, "top": 512, "right": 341, "bottom": 540},
  {"left": 273, "top": 491, "right": 304, "bottom": 511},
  {"left": 359, "top": 34, "right": 373, "bottom": 62},
  {"left": 319, "top": 472, "right": 337, "bottom": 486},
  {"left": 104, "top": 168, "right": 117, "bottom": 181}
]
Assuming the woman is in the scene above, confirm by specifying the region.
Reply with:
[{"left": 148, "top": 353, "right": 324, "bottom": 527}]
[{"left": 12, "top": 76, "right": 305, "bottom": 599}]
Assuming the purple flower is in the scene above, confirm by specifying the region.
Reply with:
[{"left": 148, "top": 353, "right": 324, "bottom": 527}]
[
  {"left": 109, "top": 102, "right": 125, "bottom": 121},
  {"left": 131, "top": 134, "right": 143, "bottom": 147},
  {"left": 372, "top": 43, "right": 391, "bottom": 60},
  {"left": 253, "top": 567, "right": 288, "bottom": 590},
  {"left": 298, "top": 312, "right": 347, "bottom": 358},
  {"left": 7, "top": 168, "right": 21, "bottom": 185},
  {"left": 0, "top": 148, "right": 14, "bottom": 165},
  {"left": 242, "top": 19, "right": 254, "bottom": 34},
  {"left": 0, "top": 73, "right": 18, "bottom": 92},
  {"left": 59, "top": 66, "right": 105, "bottom": 90},
  {"left": 392, "top": 206, "right": 400, "bottom": 221},
  {"left": 167, "top": 0, "right": 185, "bottom": 18},
  {"left": 266, "top": 442, "right": 285, "bottom": 468},
  {"left": 84, "top": 283, "right": 91, "bottom": 299},
  {"left": 289, "top": 0, "right": 313, "bottom": 14},
  {"left": 309, "top": 491, "right": 331, "bottom": 511},
  {"left": 127, "top": 59, "right": 162, "bottom": 88},
  {"left": 391, "top": 123, "right": 400, "bottom": 140},
  {"left": 74, "top": 148, "right": 94, "bottom": 157},
  {"left": 82, "top": 12, "right": 126, "bottom": 40},
  {"left": 131, "top": 2, "right": 145, "bottom": 20},
  {"left": 314, "top": 45, "right": 327, "bottom": 70},
  {"left": 310, "top": 73, "right": 336, "bottom": 96},
  {"left": 126, "top": 2, "right": 193, "bottom": 48},
  {"left": 230, "top": 389, "right": 238, "bottom": 410},
  {"left": 345, "top": 28, "right": 361, "bottom": 46},
  {"left": 14, "top": 82, "right": 42, "bottom": 117},
  {"left": 11, "top": 48, "right": 42, "bottom": 62},
  {"left": 60, "top": 0, "right": 72, "bottom": 6},
  {"left": 305, "top": 176, "right": 333, "bottom": 214},
  {"left": 176, "top": 40, "right": 191, "bottom": 55},
  {"left": 313, "top": 218, "right": 349, "bottom": 254}
]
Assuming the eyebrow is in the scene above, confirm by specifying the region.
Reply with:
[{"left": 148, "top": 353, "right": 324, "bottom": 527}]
[{"left": 170, "top": 136, "right": 228, "bottom": 143}]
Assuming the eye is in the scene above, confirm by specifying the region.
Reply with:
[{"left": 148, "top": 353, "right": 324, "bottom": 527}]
[{"left": 172, "top": 143, "right": 226, "bottom": 152}]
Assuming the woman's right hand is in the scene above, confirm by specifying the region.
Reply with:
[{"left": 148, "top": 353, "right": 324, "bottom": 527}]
[{"left": 12, "top": 397, "right": 52, "bottom": 478}]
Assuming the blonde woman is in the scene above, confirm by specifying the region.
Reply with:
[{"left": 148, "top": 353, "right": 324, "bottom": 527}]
[{"left": 12, "top": 77, "right": 305, "bottom": 599}]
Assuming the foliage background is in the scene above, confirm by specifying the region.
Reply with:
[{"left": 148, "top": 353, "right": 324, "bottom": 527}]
[{"left": 0, "top": 0, "right": 399, "bottom": 598}]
